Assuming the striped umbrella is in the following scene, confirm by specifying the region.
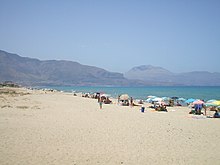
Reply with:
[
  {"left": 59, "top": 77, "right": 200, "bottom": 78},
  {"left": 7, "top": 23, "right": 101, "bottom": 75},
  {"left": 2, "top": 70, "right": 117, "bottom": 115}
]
[{"left": 212, "top": 100, "right": 220, "bottom": 106}]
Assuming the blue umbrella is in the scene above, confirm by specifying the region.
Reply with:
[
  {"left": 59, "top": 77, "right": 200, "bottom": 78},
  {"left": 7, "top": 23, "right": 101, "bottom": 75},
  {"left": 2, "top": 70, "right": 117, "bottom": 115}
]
[
  {"left": 177, "top": 97, "right": 186, "bottom": 102},
  {"left": 162, "top": 97, "right": 171, "bottom": 101},
  {"left": 152, "top": 97, "right": 163, "bottom": 102},
  {"left": 185, "top": 98, "right": 196, "bottom": 103},
  {"left": 171, "top": 96, "right": 179, "bottom": 100}
]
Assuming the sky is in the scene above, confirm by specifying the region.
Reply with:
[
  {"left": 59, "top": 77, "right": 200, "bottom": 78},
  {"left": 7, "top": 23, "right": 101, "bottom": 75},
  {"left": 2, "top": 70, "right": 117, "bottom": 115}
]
[{"left": 0, "top": 0, "right": 220, "bottom": 73}]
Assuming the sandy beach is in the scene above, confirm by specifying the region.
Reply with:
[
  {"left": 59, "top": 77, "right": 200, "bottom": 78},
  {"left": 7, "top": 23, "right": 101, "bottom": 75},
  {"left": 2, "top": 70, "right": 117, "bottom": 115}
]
[{"left": 0, "top": 87, "right": 220, "bottom": 165}]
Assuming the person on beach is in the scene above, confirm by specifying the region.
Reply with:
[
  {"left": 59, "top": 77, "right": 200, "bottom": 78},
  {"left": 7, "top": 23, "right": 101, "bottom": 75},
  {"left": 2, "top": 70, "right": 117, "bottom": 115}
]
[
  {"left": 195, "top": 104, "right": 203, "bottom": 115},
  {"left": 98, "top": 96, "right": 103, "bottom": 109},
  {"left": 155, "top": 104, "right": 167, "bottom": 112},
  {"left": 130, "top": 97, "right": 133, "bottom": 107},
  {"left": 99, "top": 100, "right": 103, "bottom": 109},
  {"left": 213, "top": 110, "right": 220, "bottom": 118},
  {"left": 118, "top": 95, "right": 120, "bottom": 105}
]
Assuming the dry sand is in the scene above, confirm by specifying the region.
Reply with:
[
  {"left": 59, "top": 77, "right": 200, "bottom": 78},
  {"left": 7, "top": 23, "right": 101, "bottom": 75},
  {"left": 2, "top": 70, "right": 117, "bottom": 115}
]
[{"left": 0, "top": 87, "right": 220, "bottom": 165}]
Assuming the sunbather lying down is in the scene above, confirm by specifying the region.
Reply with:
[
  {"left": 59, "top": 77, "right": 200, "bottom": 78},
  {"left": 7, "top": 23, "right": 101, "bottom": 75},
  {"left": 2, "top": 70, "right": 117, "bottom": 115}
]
[
  {"left": 213, "top": 110, "right": 220, "bottom": 118},
  {"left": 155, "top": 105, "right": 167, "bottom": 112}
]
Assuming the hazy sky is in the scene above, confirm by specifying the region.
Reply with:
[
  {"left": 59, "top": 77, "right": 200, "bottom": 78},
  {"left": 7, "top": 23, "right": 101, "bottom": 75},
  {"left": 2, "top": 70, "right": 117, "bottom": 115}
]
[{"left": 1, "top": 0, "right": 220, "bottom": 73}]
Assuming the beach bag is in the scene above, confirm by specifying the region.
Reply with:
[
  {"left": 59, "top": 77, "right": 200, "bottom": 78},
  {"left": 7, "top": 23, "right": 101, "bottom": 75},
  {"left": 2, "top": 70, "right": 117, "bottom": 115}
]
[{"left": 141, "top": 106, "right": 145, "bottom": 113}]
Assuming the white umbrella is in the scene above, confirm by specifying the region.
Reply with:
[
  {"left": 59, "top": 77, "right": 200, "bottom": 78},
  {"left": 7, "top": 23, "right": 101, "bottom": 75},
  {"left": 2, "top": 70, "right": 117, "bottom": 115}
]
[
  {"left": 120, "top": 94, "right": 129, "bottom": 100},
  {"left": 152, "top": 97, "right": 163, "bottom": 102},
  {"left": 100, "top": 94, "right": 110, "bottom": 97}
]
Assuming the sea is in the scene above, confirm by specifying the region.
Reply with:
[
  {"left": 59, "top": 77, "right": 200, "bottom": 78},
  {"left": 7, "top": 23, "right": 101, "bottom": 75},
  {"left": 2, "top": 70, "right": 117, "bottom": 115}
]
[{"left": 37, "top": 86, "right": 220, "bottom": 101}]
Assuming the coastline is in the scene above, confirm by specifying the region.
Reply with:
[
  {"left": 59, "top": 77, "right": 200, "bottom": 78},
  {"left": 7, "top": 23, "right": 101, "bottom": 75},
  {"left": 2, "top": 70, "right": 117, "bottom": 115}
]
[
  {"left": 0, "top": 87, "right": 220, "bottom": 165},
  {"left": 36, "top": 85, "right": 220, "bottom": 101}
]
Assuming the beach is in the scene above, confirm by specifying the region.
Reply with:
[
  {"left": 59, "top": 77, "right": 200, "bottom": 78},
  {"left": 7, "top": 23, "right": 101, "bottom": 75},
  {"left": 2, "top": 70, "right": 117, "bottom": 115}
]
[{"left": 0, "top": 87, "right": 220, "bottom": 165}]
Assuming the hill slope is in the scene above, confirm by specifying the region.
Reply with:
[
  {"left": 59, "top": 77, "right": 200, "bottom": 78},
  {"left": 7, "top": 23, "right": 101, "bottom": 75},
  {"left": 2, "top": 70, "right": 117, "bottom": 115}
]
[
  {"left": 124, "top": 65, "right": 220, "bottom": 86},
  {"left": 1, "top": 50, "right": 220, "bottom": 86},
  {"left": 0, "top": 50, "right": 128, "bottom": 86},
  {"left": 124, "top": 65, "right": 173, "bottom": 82}
]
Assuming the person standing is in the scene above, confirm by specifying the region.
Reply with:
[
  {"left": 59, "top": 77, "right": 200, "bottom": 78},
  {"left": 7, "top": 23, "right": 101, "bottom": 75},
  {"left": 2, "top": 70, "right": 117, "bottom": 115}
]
[
  {"left": 98, "top": 96, "right": 103, "bottom": 109},
  {"left": 118, "top": 95, "right": 120, "bottom": 105},
  {"left": 130, "top": 97, "right": 133, "bottom": 107}
]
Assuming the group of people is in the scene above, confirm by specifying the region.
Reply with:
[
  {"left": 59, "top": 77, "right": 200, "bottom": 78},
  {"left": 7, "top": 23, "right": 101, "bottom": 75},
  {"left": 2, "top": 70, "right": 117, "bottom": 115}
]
[
  {"left": 98, "top": 96, "right": 142, "bottom": 110},
  {"left": 117, "top": 96, "right": 134, "bottom": 106},
  {"left": 97, "top": 94, "right": 169, "bottom": 112},
  {"left": 97, "top": 95, "right": 112, "bottom": 109},
  {"left": 189, "top": 103, "right": 220, "bottom": 118},
  {"left": 96, "top": 95, "right": 220, "bottom": 117},
  {"left": 155, "top": 104, "right": 168, "bottom": 112},
  {"left": 149, "top": 102, "right": 168, "bottom": 112}
]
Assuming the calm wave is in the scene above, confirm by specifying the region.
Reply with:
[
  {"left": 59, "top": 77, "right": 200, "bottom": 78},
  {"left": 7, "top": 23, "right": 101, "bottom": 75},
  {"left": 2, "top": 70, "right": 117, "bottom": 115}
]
[{"left": 39, "top": 86, "right": 220, "bottom": 101}]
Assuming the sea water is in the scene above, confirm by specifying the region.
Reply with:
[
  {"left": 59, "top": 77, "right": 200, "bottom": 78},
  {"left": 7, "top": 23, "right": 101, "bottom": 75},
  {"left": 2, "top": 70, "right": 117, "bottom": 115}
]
[{"left": 38, "top": 86, "right": 220, "bottom": 101}]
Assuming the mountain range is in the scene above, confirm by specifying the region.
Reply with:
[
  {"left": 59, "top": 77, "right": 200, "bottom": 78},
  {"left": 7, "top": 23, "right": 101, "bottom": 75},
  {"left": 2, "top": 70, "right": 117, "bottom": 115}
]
[
  {"left": 0, "top": 50, "right": 220, "bottom": 86},
  {"left": 124, "top": 65, "right": 220, "bottom": 86},
  {"left": 0, "top": 50, "right": 129, "bottom": 86}
]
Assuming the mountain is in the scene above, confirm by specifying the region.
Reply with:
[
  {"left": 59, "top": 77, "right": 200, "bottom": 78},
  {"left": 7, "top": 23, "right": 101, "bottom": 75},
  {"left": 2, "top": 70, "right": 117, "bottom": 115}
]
[
  {"left": 1, "top": 50, "right": 220, "bottom": 86},
  {"left": 174, "top": 71, "right": 220, "bottom": 86},
  {"left": 124, "top": 65, "right": 220, "bottom": 86},
  {"left": 0, "top": 50, "right": 129, "bottom": 86},
  {"left": 124, "top": 65, "right": 174, "bottom": 82}
]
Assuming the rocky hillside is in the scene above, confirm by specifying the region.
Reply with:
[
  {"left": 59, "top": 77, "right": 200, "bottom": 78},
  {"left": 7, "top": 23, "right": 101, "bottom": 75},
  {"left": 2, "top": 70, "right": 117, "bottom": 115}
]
[
  {"left": 0, "top": 50, "right": 129, "bottom": 86},
  {"left": 1, "top": 50, "right": 220, "bottom": 86}
]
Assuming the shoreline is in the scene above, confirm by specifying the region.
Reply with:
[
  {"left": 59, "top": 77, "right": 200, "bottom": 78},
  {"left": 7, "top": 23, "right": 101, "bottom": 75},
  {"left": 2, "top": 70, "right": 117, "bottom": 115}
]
[
  {"left": 32, "top": 85, "right": 220, "bottom": 101},
  {"left": 0, "top": 87, "right": 220, "bottom": 164}
]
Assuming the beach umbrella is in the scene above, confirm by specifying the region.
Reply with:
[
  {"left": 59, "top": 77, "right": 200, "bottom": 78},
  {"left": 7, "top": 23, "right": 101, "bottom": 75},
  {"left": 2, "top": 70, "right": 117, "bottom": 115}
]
[
  {"left": 147, "top": 95, "right": 156, "bottom": 98},
  {"left": 146, "top": 98, "right": 151, "bottom": 102},
  {"left": 177, "top": 97, "right": 186, "bottom": 102},
  {"left": 185, "top": 98, "right": 196, "bottom": 103},
  {"left": 100, "top": 94, "right": 110, "bottom": 98},
  {"left": 171, "top": 96, "right": 179, "bottom": 100},
  {"left": 212, "top": 100, "right": 220, "bottom": 106},
  {"left": 205, "top": 100, "right": 220, "bottom": 107},
  {"left": 120, "top": 94, "right": 129, "bottom": 100},
  {"left": 162, "top": 97, "right": 170, "bottom": 101},
  {"left": 146, "top": 97, "right": 155, "bottom": 103},
  {"left": 206, "top": 99, "right": 217, "bottom": 103},
  {"left": 152, "top": 97, "right": 163, "bottom": 102},
  {"left": 193, "top": 100, "right": 204, "bottom": 105},
  {"left": 205, "top": 103, "right": 217, "bottom": 107},
  {"left": 100, "top": 94, "right": 110, "bottom": 100},
  {"left": 205, "top": 100, "right": 217, "bottom": 107},
  {"left": 157, "top": 101, "right": 167, "bottom": 105}
]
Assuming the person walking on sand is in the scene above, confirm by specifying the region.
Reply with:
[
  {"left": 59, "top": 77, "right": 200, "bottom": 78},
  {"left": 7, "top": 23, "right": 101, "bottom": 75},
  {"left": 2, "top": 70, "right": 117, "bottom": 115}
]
[
  {"left": 130, "top": 97, "right": 133, "bottom": 107},
  {"left": 118, "top": 95, "right": 120, "bottom": 105},
  {"left": 98, "top": 96, "right": 103, "bottom": 109}
]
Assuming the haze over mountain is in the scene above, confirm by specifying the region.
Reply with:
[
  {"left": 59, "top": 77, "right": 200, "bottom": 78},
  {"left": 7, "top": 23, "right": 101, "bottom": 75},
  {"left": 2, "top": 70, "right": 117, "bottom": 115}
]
[
  {"left": 124, "top": 65, "right": 220, "bottom": 86},
  {"left": 124, "top": 65, "right": 173, "bottom": 82},
  {"left": 0, "top": 50, "right": 220, "bottom": 86}
]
